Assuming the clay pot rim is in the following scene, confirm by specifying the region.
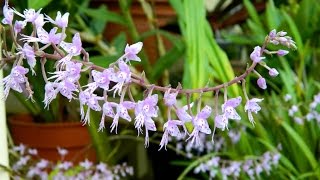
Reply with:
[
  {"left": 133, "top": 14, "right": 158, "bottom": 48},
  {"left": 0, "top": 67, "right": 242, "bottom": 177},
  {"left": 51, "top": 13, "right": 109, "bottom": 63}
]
[{"left": 9, "top": 114, "right": 84, "bottom": 128}]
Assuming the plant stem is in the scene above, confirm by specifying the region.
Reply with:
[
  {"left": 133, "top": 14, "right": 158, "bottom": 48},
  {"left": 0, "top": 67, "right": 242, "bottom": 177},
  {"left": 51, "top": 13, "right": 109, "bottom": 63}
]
[{"left": 119, "top": 0, "right": 151, "bottom": 74}]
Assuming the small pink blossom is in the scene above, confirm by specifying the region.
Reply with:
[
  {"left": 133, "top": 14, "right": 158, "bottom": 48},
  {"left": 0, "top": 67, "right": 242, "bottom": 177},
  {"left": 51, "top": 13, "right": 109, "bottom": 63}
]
[
  {"left": 176, "top": 103, "right": 193, "bottom": 123},
  {"left": 268, "top": 68, "right": 279, "bottom": 77},
  {"left": 21, "top": 27, "right": 64, "bottom": 45},
  {"left": 57, "top": 147, "right": 68, "bottom": 157},
  {"left": 134, "top": 94, "right": 158, "bottom": 147},
  {"left": 124, "top": 42, "right": 143, "bottom": 62},
  {"left": 187, "top": 106, "right": 212, "bottom": 146},
  {"left": 110, "top": 60, "right": 132, "bottom": 96},
  {"left": 79, "top": 88, "right": 103, "bottom": 125},
  {"left": 43, "top": 82, "right": 58, "bottom": 108},
  {"left": 34, "top": 14, "right": 45, "bottom": 28},
  {"left": 277, "top": 49, "right": 289, "bottom": 56},
  {"left": 2, "top": 2, "right": 14, "bottom": 25},
  {"left": 214, "top": 114, "right": 228, "bottom": 131},
  {"left": 20, "top": 43, "right": 36, "bottom": 74},
  {"left": 14, "top": 20, "right": 26, "bottom": 34},
  {"left": 14, "top": 8, "right": 42, "bottom": 23},
  {"left": 45, "top": 11, "right": 69, "bottom": 28},
  {"left": 245, "top": 98, "right": 263, "bottom": 125},
  {"left": 98, "top": 101, "right": 115, "bottom": 132},
  {"left": 159, "top": 120, "right": 183, "bottom": 150},
  {"left": 250, "top": 46, "right": 265, "bottom": 63},
  {"left": 222, "top": 96, "right": 242, "bottom": 120},
  {"left": 92, "top": 68, "right": 115, "bottom": 90},
  {"left": 110, "top": 101, "right": 136, "bottom": 133},
  {"left": 257, "top": 77, "right": 267, "bottom": 89},
  {"left": 2, "top": 66, "right": 29, "bottom": 99},
  {"left": 164, "top": 88, "right": 178, "bottom": 107}
]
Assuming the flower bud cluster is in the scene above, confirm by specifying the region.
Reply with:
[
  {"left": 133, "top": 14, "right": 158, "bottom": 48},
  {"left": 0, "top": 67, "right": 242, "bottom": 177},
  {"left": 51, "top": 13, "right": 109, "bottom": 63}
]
[
  {"left": 286, "top": 93, "right": 320, "bottom": 124},
  {"left": 193, "top": 151, "right": 281, "bottom": 179},
  {"left": 10, "top": 144, "right": 134, "bottom": 179}
]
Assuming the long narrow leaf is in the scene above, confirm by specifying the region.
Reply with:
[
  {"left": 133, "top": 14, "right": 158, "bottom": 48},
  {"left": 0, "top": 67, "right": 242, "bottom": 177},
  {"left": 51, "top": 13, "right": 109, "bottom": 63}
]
[{"left": 281, "top": 121, "right": 318, "bottom": 171}]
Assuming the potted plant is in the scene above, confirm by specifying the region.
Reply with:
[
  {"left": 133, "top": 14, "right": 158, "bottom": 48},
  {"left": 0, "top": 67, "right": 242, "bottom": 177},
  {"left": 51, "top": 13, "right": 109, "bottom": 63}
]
[
  {"left": 1, "top": 1, "right": 297, "bottom": 179},
  {"left": 1, "top": 0, "right": 107, "bottom": 162}
]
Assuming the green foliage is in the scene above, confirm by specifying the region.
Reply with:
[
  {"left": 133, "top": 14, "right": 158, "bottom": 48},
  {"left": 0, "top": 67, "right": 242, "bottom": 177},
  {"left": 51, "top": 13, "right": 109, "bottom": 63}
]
[
  {"left": 169, "top": 0, "right": 239, "bottom": 97},
  {"left": 28, "top": 0, "right": 53, "bottom": 9},
  {"left": 172, "top": 0, "right": 320, "bottom": 179}
]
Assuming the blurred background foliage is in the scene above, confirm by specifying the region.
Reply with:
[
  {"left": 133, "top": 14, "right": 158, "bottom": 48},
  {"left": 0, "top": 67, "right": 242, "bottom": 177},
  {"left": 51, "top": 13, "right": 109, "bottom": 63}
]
[{"left": 5, "top": 0, "right": 320, "bottom": 179}]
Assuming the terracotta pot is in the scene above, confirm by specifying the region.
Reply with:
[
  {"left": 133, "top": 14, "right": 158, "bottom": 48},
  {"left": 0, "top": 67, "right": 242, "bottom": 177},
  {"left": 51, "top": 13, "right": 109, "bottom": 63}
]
[
  {"left": 91, "top": 0, "right": 176, "bottom": 64},
  {"left": 9, "top": 114, "right": 96, "bottom": 163}
]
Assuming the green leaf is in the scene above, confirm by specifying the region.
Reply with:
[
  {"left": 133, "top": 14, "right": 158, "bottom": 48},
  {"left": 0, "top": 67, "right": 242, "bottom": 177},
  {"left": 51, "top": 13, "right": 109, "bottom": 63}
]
[
  {"left": 243, "top": 0, "right": 264, "bottom": 28},
  {"left": 87, "top": 110, "right": 111, "bottom": 162},
  {"left": 266, "top": 0, "right": 281, "bottom": 30},
  {"left": 112, "top": 32, "right": 127, "bottom": 51},
  {"left": 82, "top": 5, "right": 126, "bottom": 25},
  {"left": 282, "top": 10, "right": 303, "bottom": 51},
  {"left": 28, "top": 0, "right": 53, "bottom": 9},
  {"left": 279, "top": 154, "right": 300, "bottom": 176},
  {"left": 151, "top": 43, "right": 185, "bottom": 80},
  {"left": 224, "top": 34, "right": 258, "bottom": 45},
  {"left": 170, "top": 160, "right": 192, "bottom": 166},
  {"left": 281, "top": 121, "right": 318, "bottom": 171},
  {"left": 177, "top": 152, "right": 216, "bottom": 180},
  {"left": 90, "top": 55, "right": 118, "bottom": 68},
  {"left": 140, "top": 30, "right": 183, "bottom": 48}
]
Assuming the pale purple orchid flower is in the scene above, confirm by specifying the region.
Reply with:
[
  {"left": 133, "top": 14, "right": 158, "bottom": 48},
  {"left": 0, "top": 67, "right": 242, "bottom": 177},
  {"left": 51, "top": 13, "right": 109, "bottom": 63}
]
[
  {"left": 45, "top": 11, "right": 69, "bottom": 28},
  {"left": 57, "top": 33, "right": 82, "bottom": 68},
  {"left": 110, "top": 101, "right": 136, "bottom": 133},
  {"left": 269, "top": 68, "right": 279, "bottom": 77},
  {"left": 56, "top": 80, "right": 78, "bottom": 100},
  {"left": 57, "top": 161, "right": 73, "bottom": 170},
  {"left": 60, "top": 32, "right": 82, "bottom": 55},
  {"left": 159, "top": 120, "right": 183, "bottom": 150},
  {"left": 80, "top": 159, "right": 93, "bottom": 170},
  {"left": 48, "top": 61, "right": 82, "bottom": 83},
  {"left": 269, "top": 29, "right": 276, "bottom": 39},
  {"left": 28, "top": 148, "right": 38, "bottom": 155},
  {"left": 21, "top": 27, "right": 64, "bottom": 45},
  {"left": 164, "top": 88, "right": 178, "bottom": 107},
  {"left": 245, "top": 98, "right": 264, "bottom": 125},
  {"left": 175, "top": 103, "right": 193, "bottom": 135},
  {"left": 176, "top": 103, "right": 193, "bottom": 123},
  {"left": 92, "top": 68, "right": 116, "bottom": 91},
  {"left": 57, "top": 147, "right": 68, "bottom": 157},
  {"left": 214, "top": 114, "right": 228, "bottom": 131},
  {"left": 14, "top": 20, "right": 26, "bottom": 34},
  {"left": 34, "top": 14, "right": 45, "bottom": 29},
  {"left": 14, "top": 8, "right": 42, "bottom": 23},
  {"left": 20, "top": 43, "right": 36, "bottom": 74},
  {"left": 13, "top": 144, "right": 26, "bottom": 155},
  {"left": 221, "top": 96, "right": 242, "bottom": 120},
  {"left": 250, "top": 46, "right": 265, "bottom": 63},
  {"left": 277, "top": 49, "right": 289, "bottom": 56},
  {"left": 35, "top": 159, "right": 49, "bottom": 169},
  {"left": 43, "top": 82, "right": 58, "bottom": 109},
  {"left": 98, "top": 101, "right": 115, "bottom": 132},
  {"left": 79, "top": 88, "right": 103, "bottom": 125},
  {"left": 257, "top": 77, "right": 267, "bottom": 89},
  {"left": 2, "top": 1, "right": 14, "bottom": 25},
  {"left": 13, "top": 155, "right": 30, "bottom": 171},
  {"left": 134, "top": 94, "right": 158, "bottom": 147},
  {"left": 124, "top": 42, "right": 143, "bottom": 62},
  {"left": 187, "top": 105, "right": 212, "bottom": 146},
  {"left": 2, "top": 65, "right": 29, "bottom": 99},
  {"left": 110, "top": 60, "right": 131, "bottom": 97}
]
